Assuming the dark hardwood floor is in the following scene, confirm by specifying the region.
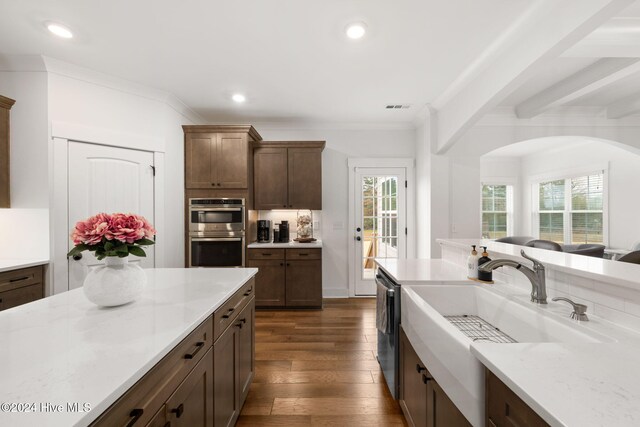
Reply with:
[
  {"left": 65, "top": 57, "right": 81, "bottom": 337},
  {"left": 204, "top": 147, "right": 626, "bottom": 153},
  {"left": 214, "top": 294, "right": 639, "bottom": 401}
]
[{"left": 237, "top": 298, "right": 407, "bottom": 426}]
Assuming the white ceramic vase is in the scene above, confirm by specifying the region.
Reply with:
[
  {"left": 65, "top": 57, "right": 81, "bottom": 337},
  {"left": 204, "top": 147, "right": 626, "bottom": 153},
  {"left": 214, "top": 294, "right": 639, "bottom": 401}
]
[{"left": 83, "top": 257, "right": 146, "bottom": 307}]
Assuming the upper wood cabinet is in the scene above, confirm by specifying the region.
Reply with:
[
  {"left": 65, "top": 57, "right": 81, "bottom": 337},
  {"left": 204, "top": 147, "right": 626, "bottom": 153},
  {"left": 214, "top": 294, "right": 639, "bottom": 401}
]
[
  {"left": 254, "top": 141, "right": 324, "bottom": 210},
  {"left": 183, "top": 125, "right": 262, "bottom": 190},
  {"left": 0, "top": 94, "right": 16, "bottom": 208}
]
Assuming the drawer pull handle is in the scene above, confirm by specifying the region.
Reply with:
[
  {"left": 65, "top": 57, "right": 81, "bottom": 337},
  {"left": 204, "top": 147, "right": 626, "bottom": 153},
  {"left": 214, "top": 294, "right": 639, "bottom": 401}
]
[
  {"left": 222, "top": 308, "right": 235, "bottom": 319},
  {"left": 9, "top": 276, "right": 30, "bottom": 283},
  {"left": 244, "top": 287, "right": 253, "bottom": 296},
  {"left": 171, "top": 403, "right": 184, "bottom": 418},
  {"left": 416, "top": 364, "right": 426, "bottom": 373},
  {"left": 422, "top": 374, "right": 432, "bottom": 384},
  {"left": 261, "top": 253, "right": 272, "bottom": 256},
  {"left": 126, "top": 408, "right": 144, "bottom": 426},
  {"left": 184, "top": 341, "right": 205, "bottom": 359},
  {"left": 298, "top": 253, "right": 309, "bottom": 256},
  {"left": 163, "top": 422, "right": 171, "bottom": 427},
  {"left": 488, "top": 418, "right": 497, "bottom": 427}
]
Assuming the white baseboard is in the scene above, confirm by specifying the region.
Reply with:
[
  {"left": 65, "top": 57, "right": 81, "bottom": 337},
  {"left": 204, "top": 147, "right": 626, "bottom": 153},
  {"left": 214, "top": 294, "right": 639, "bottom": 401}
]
[{"left": 322, "top": 287, "right": 350, "bottom": 298}]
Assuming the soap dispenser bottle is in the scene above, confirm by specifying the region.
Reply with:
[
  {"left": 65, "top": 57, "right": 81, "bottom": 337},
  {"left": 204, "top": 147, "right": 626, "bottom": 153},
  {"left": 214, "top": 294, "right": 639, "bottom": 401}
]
[
  {"left": 467, "top": 245, "right": 479, "bottom": 279},
  {"left": 477, "top": 246, "right": 493, "bottom": 282}
]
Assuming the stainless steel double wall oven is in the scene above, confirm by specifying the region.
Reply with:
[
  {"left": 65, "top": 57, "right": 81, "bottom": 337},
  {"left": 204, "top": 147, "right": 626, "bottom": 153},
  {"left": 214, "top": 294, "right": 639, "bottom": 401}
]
[{"left": 188, "top": 198, "right": 245, "bottom": 267}]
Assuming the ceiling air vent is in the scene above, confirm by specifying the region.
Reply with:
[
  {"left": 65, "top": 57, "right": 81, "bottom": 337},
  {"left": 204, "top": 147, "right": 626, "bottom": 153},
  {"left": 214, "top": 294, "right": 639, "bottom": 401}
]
[{"left": 385, "top": 104, "right": 411, "bottom": 109}]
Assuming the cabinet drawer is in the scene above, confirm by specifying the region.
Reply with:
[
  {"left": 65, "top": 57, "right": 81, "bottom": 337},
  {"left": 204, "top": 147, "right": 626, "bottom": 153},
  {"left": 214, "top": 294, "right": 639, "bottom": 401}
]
[
  {"left": 248, "top": 249, "right": 285, "bottom": 260},
  {"left": 286, "top": 248, "right": 321, "bottom": 260},
  {"left": 486, "top": 369, "right": 549, "bottom": 427},
  {"left": 0, "top": 265, "right": 43, "bottom": 293},
  {"left": 213, "top": 278, "right": 255, "bottom": 341},
  {"left": 0, "top": 283, "right": 43, "bottom": 311},
  {"left": 90, "top": 318, "right": 213, "bottom": 427}
]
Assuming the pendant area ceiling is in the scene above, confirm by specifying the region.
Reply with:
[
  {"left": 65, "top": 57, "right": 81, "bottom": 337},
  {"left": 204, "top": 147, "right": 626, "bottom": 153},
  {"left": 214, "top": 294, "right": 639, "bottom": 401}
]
[{"left": 0, "top": 0, "right": 532, "bottom": 124}]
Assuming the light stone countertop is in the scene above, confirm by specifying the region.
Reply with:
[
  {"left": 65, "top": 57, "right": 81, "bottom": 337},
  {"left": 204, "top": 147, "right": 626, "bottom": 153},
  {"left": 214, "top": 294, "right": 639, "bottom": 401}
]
[
  {"left": 379, "top": 253, "right": 640, "bottom": 427},
  {"left": 374, "top": 258, "right": 469, "bottom": 283},
  {"left": 0, "top": 258, "right": 49, "bottom": 273},
  {"left": 0, "top": 267, "right": 258, "bottom": 427},
  {"left": 247, "top": 240, "right": 323, "bottom": 249}
]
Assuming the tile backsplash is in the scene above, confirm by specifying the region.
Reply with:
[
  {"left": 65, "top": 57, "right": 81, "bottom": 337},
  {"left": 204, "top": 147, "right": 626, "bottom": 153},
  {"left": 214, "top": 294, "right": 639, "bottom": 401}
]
[
  {"left": 256, "top": 210, "right": 322, "bottom": 241},
  {"left": 441, "top": 242, "right": 640, "bottom": 333}
]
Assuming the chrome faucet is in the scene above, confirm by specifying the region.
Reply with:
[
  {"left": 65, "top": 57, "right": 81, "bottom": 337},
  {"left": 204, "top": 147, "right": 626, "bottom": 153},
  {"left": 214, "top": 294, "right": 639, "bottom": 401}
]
[{"left": 479, "top": 250, "right": 548, "bottom": 304}]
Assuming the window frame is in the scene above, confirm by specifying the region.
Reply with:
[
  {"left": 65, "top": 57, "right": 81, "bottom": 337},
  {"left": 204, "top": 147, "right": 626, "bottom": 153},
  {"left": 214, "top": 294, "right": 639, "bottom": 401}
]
[
  {"left": 530, "top": 166, "right": 609, "bottom": 246},
  {"left": 480, "top": 181, "right": 515, "bottom": 240}
]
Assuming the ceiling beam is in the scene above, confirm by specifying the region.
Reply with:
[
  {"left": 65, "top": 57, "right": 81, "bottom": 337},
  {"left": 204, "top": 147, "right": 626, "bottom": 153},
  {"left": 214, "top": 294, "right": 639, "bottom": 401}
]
[
  {"left": 564, "top": 18, "right": 640, "bottom": 57},
  {"left": 515, "top": 58, "right": 640, "bottom": 119},
  {"left": 432, "top": 0, "right": 634, "bottom": 154},
  {"left": 607, "top": 93, "right": 640, "bottom": 118}
]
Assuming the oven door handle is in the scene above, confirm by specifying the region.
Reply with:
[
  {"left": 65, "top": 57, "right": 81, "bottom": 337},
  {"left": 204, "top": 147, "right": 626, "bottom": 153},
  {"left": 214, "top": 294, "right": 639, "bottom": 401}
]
[
  {"left": 191, "top": 237, "right": 243, "bottom": 242},
  {"left": 190, "top": 207, "right": 243, "bottom": 212}
]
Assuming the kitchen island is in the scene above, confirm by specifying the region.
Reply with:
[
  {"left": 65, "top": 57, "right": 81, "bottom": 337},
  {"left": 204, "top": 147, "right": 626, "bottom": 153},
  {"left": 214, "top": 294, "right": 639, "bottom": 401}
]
[{"left": 0, "top": 267, "right": 257, "bottom": 427}]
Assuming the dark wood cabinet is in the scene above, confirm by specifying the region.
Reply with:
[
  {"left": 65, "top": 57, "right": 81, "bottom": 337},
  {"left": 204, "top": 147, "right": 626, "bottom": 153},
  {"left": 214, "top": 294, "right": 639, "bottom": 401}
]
[
  {"left": 0, "top": 265, "right": 45, "bottom": 311},
  {"left": 91, "top": 279, "right": 256, "bottom": 427},
  {"left": 253, "top": 148, "right": 288, "bottom": 209},
  {"left": 183, "top": 125, "right": 261, "bottom": 190},
  {"left": 248, "top": 248, "right": 322, "bottom": 308},
  {"left": 399, "top": 327, "right": 471, "bottom": 427},
  {"left": 214, "top": 296, "right": 255, "bottom": 427},
  {"left": 253, "top": 142, "right": 325, "bottom": 210},
  {"left": 0, "top": 94, "right": 15, "bottom": 208},
  {"left": 285, "top": 259, "right": 322, "bottom": 307},
  {"left": 486, "top": 369, "right": 549, "bottom": 427},
  {"left": 166, "top": 348, "right": 214, "bottom": 427}
]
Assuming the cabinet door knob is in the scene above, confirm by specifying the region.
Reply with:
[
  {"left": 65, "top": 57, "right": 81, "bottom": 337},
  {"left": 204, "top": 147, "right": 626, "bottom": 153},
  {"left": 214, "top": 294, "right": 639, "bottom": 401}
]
[
  {"left": 126, "top": 408, "right": 144, "bottom": 426},
  {"left": 211, "top": 183, "right": 215, "bottom": 186},
  {"left": 171, "top": 403, "right": 184, "bottom": 418},
  {"left": 416, "top": 364, "right": 426, "bottom": 373},
  {"left": 283, "top": 205, "right": 287, "bottom": 208},
  {"left": 422, "top": 374, "right": 432, "bottom": 384},
  {"left": 286, "top": 263, "right": 290, "bottom": 266}
]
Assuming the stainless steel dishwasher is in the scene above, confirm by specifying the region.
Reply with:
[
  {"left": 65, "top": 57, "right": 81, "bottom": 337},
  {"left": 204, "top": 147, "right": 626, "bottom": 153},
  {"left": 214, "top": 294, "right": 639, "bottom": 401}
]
[{"left": 375, "top": 268, "right": 401, "bottom": 399}]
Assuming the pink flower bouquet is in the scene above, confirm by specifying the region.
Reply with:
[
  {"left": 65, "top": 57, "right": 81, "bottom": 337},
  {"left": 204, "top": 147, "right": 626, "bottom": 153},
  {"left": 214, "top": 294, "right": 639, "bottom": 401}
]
[{"left": 67, "top": 213, "right": 156, "bottom": 260}]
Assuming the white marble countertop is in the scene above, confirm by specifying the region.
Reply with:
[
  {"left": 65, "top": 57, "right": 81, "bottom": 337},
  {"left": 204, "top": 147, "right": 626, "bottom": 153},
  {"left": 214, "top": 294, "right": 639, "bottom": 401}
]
[
  {"left": 0, "top": 258, "right": 49, "bottom": 273},
  {"left": 438, "top": 238, "right": 640, "bottom": 290},
  {"left": 374, "top": 258, "right": 468, "bottom": 283},
  {"left": 0, "top": 267, "right": 258, "bottom": 427},
  {"left": 247, "top": 240, "right": 323, "bottom": 249}
]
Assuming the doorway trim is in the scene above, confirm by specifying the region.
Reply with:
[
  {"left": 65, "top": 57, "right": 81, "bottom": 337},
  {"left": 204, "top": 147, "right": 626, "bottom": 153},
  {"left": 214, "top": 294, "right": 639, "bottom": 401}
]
[
  {"left": 50, "top": 121, "right": 165, "bottom": 295},
  {"left": 347, "top": 158, "right": 415, "bottom": 297}
]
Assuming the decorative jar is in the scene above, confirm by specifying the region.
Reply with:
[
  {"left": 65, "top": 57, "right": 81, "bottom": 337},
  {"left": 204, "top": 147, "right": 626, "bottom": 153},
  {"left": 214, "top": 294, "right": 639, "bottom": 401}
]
[{"left": 296, "top": 210, "right": 313, "bottom": 240}]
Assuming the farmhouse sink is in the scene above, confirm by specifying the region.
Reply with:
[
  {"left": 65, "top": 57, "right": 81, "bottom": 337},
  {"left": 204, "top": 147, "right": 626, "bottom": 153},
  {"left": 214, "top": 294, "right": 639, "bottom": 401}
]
[{"left": 401, "top": 283, "right": 612, "bottom": 427}]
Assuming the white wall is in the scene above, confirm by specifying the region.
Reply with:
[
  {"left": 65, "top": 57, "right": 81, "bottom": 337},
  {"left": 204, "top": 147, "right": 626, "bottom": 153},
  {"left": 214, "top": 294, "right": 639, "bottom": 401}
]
[
  {"left": 254, "top": 125, "right": 416, "bottom": 297},
  {"left": 46, "top": 60, "right": 198, "bottom": 269},
  {"left": 481, "top": 140, "right": 640, "bottom": 249}
]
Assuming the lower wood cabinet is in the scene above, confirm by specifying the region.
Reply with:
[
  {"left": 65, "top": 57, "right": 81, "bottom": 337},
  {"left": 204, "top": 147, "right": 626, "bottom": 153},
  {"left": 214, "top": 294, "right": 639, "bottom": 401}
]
[
  {"left": 399, "top": 327, "right": 471, "bottom": 427},
  {"left": 486, "top": 369, "right": 549, "bottom": 427},
  {"left": 91, "top": 279, "right": 255, "bottom": 427},
  {"left": 0, "top": 265, "right": 45, "bottom": 311},
  {"left": 247, "top": 248, "right": 322, "bottom": 308}
]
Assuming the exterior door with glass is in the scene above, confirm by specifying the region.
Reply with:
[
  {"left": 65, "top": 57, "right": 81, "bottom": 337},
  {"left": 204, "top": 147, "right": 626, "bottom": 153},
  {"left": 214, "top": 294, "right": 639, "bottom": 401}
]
[{"left": 354, "top": 168, "right": 406, "bottom": 296}]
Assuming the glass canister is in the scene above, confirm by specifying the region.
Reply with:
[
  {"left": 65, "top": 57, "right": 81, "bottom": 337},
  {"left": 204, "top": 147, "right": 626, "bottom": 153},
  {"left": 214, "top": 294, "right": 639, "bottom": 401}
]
[{"left": 296, "top": 210, "right": 313, "bottom": 240}]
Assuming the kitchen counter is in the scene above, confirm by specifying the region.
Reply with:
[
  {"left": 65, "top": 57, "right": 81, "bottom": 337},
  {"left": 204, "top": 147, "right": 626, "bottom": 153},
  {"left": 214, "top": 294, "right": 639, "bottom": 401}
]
[
  {"left": 0, "top": 258, "right": 49, "bottom": 273},
  {"left": 381, "top": 254, "right": 640, "bottom": 426},
  {"left": 374, "top": 258, "right": 468, "bottom": 283},
  {"left": 247, "top": 240, "right": 323, "bottom": 249},
  {"left": 0, "top": 267, "right": 257, "bottom": 427}
]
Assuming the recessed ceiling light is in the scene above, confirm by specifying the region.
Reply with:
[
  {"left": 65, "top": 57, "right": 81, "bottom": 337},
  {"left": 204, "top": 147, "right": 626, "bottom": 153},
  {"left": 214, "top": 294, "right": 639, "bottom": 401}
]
[
  {"left": 47, "top": 23, "right": 73, "bottom": 39},
  {"left": 232, "top": 94, "right": 246, "bottom": 103},
  {"left": 345, "top": 23, "right": 366, "bottom": 40}
]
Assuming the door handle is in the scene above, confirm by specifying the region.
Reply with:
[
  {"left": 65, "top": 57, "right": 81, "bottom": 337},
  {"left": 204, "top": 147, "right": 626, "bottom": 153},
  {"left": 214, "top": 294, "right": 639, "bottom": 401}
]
[
  {"left": 356, "top": 227, "right": 361, "bottom": 232},
  {"left": 72, "top": 253, "right": 83, "bottom": 261},
  {"left": 356, "top": 236, "right": 361, "bottom": 241}
]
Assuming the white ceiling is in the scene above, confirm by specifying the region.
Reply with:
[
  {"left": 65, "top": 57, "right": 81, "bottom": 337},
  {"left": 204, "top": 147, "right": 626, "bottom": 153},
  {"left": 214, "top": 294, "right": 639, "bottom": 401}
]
[
  {"left": 499, "top": 1, "right": 640, "bottom": 117},
  {"left": 0, "top": 0, "right": 533, "bottom": 124}
]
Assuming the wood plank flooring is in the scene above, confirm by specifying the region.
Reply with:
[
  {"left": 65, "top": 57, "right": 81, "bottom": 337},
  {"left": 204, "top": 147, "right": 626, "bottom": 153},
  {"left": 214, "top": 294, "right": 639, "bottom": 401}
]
[{"left": 238, "top": 298, "right": 407, "bottom": 426}]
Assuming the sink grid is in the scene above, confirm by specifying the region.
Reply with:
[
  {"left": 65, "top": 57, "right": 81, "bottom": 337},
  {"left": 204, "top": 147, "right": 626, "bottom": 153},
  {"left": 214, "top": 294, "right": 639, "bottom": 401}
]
[{"left": 444, "top": 315, "right": 517, "bottom": 343}]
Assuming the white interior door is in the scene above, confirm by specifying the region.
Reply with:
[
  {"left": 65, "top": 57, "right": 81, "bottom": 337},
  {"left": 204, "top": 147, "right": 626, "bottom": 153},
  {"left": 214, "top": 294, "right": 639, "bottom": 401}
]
[
  {"left": 68, "top": 142, "right": 155, "bottom": 289},
  {"left": 354, "top": 168, "right": 406, "bottom": 295}
]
